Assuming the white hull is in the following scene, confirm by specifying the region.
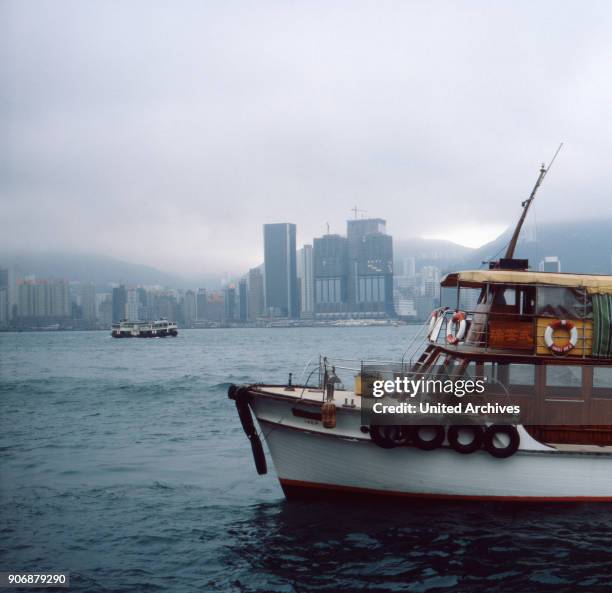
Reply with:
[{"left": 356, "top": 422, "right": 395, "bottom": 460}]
[{"left": 248, "top": 388, "right": 612, "bottom": 501}]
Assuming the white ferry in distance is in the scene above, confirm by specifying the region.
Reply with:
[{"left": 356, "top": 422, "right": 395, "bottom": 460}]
[{"left": 111, "top": 319, "right": 178, "bottom": 338}]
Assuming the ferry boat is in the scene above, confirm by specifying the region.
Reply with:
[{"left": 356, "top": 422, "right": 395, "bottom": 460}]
[
  {"left": 229, "top": 160, "right": 612, "bottom": 501},
  {"left": 111, "top": 319, "right": 178, "bottom": 338}
]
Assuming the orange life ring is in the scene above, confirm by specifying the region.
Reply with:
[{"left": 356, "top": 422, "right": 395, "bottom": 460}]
[{"left": 544, "top": 319, "right": 578, "bottom": 354}]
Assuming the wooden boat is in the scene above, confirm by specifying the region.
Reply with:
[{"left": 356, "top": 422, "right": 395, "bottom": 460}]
[{"left": 229, "top": 158, "right": 612, "bottom": 501}]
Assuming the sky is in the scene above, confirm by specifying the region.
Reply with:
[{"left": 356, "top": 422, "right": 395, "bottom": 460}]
[{"left": 2, "top": 1, "right": 612, "bottom": 277}]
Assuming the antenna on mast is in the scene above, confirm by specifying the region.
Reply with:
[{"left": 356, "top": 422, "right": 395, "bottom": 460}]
[
  {"left": 325, "top": 221, "right": 330, "bottom": 235},
  {"left": 350, "top": 205, "right": 367, "bottom": 219},
  {"left": 504, "top": 143, "right": 563, "bottom": 260}
]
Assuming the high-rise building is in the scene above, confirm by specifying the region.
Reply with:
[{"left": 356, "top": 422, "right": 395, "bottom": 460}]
[
  {"left": 311, "top": 217, "right": 394, "bottom": 319},
  {"left": 540, "top": 256, "right": 561, "bottom": 273},
  {"left": 421, "top": 266, "right": 441, "bottom": 299},
  {"left": 182, "top": 290, "right": 197, "bottom": 327},
  {"left": 346, "top": 218, "right": 393, "bottom": 317},
  {"left": 80, "top": 282, "right": 97, "bottom": 322},
  {"left": 238, "top": 279, "right": 248, "bottom": 322},
  {"left": 15, "top": 278, "right": 70, "bottom": 321},
  {"left": 125, "top": 289, "right": 139, "bottom": 321},
  {"left": 224, "top": 285, "right": 236, "bottom": 321},
  {"left": 0, "top": 268, "right": 8, "bottom": 326},
  {"left": 206, "top": 291, "right": 224, "bottom": 322},
  {"left": 297, "top": 245, "right": 314, "bottom": 319},
  {"left": 263, "top": 223, "right": 298, "bottom": 318},
  {"left": 97, "top": 293, "right": 113, "bottom": 328},
  {"left": 402, "top": 257, "right": 416, "bottom": 278},
  {"left": 248, "top": 268, "right": 264, "bottom": 321},
  {"left": 196, "top": 289, "right": 208, "bottom": 320},
  {"left": 313, "top": 234, "right": 348, "bottom": 318},
  {"left": 112, "top": 285, "right": 127, "bottom": 323}
]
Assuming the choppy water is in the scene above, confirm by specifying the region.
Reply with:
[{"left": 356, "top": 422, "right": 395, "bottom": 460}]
[{"left": 1, "top": 328, "right": 612, "bottom": 592}]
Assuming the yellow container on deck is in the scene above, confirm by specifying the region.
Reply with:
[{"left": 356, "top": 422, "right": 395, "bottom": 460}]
[{"left": 354, "top": 374, "right": 362, "bottom": 396}]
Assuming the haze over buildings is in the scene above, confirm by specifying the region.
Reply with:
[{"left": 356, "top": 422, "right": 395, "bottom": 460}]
[{"left": 3, "top": 2, "right": 612, "bottom": 276}]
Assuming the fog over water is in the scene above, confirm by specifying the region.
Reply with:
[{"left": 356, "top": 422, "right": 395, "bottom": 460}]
[{"left": 2, "top": 1, "right": 612, "bottom": 275}]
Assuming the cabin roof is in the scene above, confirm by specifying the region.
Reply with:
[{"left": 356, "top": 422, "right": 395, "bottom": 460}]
[{"left": 440, "top": 269, "right": 612, "bottom": 294}]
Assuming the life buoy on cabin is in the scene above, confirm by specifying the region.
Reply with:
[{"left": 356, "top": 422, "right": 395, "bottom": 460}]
[
  {"left": 544, "top": 319, "right": 578, "bottom": 354},
  {"left": 446, "top": 311, "right": 467, "bottom": 345},
  {"left": 427, "top": 308, "right": 444, "bottom": 340}
]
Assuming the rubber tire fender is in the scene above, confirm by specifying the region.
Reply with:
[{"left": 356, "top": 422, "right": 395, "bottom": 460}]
[
  {"left": 447, "top": 425, "right": 483, "bottom": 454},
  {"left": 410, "top": 425, "right": 446, "bottom": 450},
  {"left": 369, "top": 425, "right": 397, "bottom": 449},
  {"left": 483, "top": 424, "right": 520, "bottom": 459},
  {"left": 249, "top": 434, "right": 267, "bottom": 475}
]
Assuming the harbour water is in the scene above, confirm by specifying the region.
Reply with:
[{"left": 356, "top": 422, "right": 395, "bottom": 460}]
[{"left": 1, "top": 328, "right": 612, "bottom": 592}]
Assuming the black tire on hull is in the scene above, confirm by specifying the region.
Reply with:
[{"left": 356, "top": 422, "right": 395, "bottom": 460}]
[
  {"left": 483, "top": 424, "right": 520, "bottom": 459},
  {"left": 447, "top": 425, "right": 484, "bottom": 454},
  {"left": 369, "top": 425, "right": 396, "bottom": 448},
  {"left": 410, "top": 425, "right": 446, "bottom": 450},
  {"left": 231, "top": 385, "right": 267, "bottom": 475}
]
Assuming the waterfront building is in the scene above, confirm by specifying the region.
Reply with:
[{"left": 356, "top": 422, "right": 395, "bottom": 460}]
[
  {"left": 80, "top": 282, "right": 97, "bottom": 322},
  {"left": 112, "top": 285, "right": 127, "bottom": 323},
  {"left": 540, "top": 256, "right": 561, "bottom": 273},
  {"left": 224, "top": 285, "right": 236, "bottom": 321},
  {"left": 125, "top": 288, "right": 139, "bottom": 321},
  {"left": 196, "top": 289, "right": 208, "bottom": 320},
  {"left": 97, "top": 294, "right": 113, "bottom": 328},
  {"left": 0, "top": 268, "right": 8, "bottom": 326},
  {"left": 248, "top": 268, "right": 264, "bottom": 321},
  {"left": 263, "top": 223, "right": 299, "bottom": 318},
  {"left": 297, "top": 245, "right": 314, "bottom": 319},
  {"left": 182, "top": 289, "right": 197, "bottom": 327},
  {"left": 313, "top": 234, "right": 348, "bottom": 318},
  {"left": 238, "top": 279, "right": 248, "bottom": 322}
]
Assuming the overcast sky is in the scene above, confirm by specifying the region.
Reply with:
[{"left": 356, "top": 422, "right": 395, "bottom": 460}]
[{"left": 2, "top": 1, "right": 612, "bottom": 277}]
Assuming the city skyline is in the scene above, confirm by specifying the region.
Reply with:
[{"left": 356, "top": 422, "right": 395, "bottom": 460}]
[{"left": 3, "top": 212, "right": 596, "bottom": 330}]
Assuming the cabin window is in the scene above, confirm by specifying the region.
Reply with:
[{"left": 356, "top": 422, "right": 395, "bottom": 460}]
[
  {"left": 509, "top": 364, "right": 536, "bottom": 388},
  {"left": 536, "top": 287, "right": 592, "bottom": 320},
  {"left": 545, "top": 365, "right": 583, "bottom": 397},
  {"left": 482, "top": 362, "right": 535, "bottom": 395},
  {"left": 593, "top": 367, "right": 612, "bottom": 399}
]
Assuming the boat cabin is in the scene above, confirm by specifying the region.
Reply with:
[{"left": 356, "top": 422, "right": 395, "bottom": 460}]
[{"left": 423, "top": 267, "right": 612, "bottom": 445}]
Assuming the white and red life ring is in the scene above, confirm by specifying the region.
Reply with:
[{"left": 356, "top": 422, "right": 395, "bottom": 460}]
[
  {"left": 544, "top": 319, "right": 578, "bottom": 354},
  {"left": 427, "top": 308, "right": 441, "bottom": 338},
  {"left": 446, "top": 311, "right": 467, "bottom": 345}
]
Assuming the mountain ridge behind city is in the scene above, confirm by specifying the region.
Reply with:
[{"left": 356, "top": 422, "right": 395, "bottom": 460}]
[{"left": 2, "top": 218, "right": 611, "bottom": 288}]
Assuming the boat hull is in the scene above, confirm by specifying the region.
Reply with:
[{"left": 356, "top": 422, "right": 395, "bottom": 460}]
[{"left": 247, "top": 392, "right": 612, "bottom": 502}]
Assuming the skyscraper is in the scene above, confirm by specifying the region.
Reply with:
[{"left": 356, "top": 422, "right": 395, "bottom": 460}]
[
  {"left": 112, "top": 285, "right": 127, "bottom": 323},
  {"left": 297, "top": 245, "right": 314, "bottom": 319},
  {"left": 182, "top": 290, "right": 197, "bottom": 327},
  {"left": 224, "top": 285, "right": 236, "bottom": 321},
  {"left": 125, "top": 288, "right": 139, "bottom": 321},
  {"left": 248, "top": 268, "right": 264, "bottom": 321},
  {"left": 263, "top": 223, "right": 298, "bottom": 318},
  {"left": 313, "top": 234, "right": 348, "bottom": 318},
  {"left": 238, "top": 279, "right": 248, "bottom": 322},
  {"left": 540, "top": 256, "right": 561, "bottom": 273},
  {"left": 80, "top": 282, "right": 97, "bottom": 322},
  {"left": 0, "top": 268, "right": 8, "bottom": 326},
  {"left": 196, "top": 289, "right": 208, "bottom": 321}
]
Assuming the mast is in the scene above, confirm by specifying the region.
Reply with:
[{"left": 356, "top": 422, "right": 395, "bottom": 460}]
[{"left": 504, "top": 143, "right": 563, "bottom": 259}]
